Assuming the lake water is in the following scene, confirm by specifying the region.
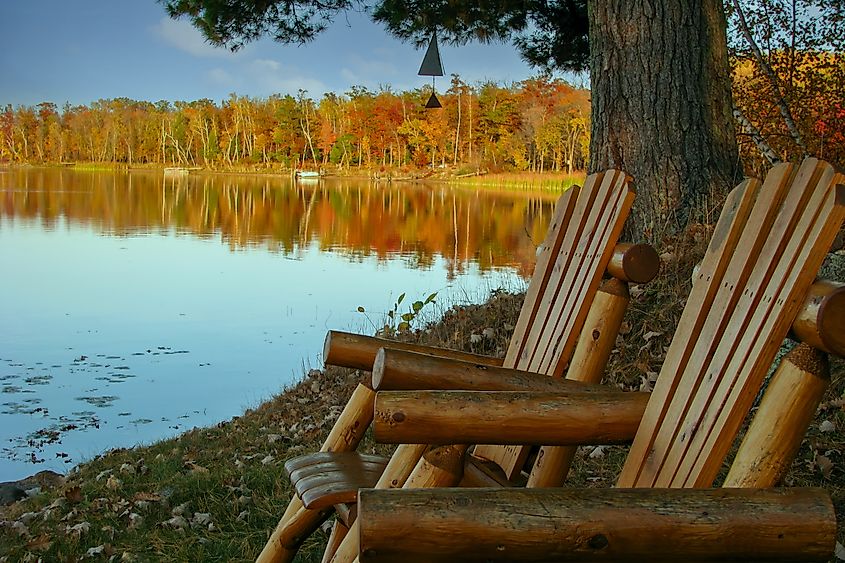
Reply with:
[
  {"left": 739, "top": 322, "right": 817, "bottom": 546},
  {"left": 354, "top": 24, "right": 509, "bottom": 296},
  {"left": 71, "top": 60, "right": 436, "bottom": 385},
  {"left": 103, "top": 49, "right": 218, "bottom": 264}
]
[{"left": 0, "top": 168, "right": 555, "bottom": 481}]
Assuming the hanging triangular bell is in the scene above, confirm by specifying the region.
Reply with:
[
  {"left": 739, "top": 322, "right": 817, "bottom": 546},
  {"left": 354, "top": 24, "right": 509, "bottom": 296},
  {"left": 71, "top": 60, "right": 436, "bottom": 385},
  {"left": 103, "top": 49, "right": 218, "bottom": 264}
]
[
  {"left": 425, "top": 92, "right": 442, "bottom": 109},
  {"left": 418, "top": 32, "right": 444, "bottom": 76}
]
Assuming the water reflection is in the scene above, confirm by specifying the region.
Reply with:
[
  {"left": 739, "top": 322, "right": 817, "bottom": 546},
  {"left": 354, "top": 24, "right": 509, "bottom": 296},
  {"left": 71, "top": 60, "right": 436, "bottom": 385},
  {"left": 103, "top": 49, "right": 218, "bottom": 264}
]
[
  {"left": 0, "top": 168, "right": 554, "bottom": 480},
  {"left": 1, "top": 169, "right": 556, "bottom": 278}
]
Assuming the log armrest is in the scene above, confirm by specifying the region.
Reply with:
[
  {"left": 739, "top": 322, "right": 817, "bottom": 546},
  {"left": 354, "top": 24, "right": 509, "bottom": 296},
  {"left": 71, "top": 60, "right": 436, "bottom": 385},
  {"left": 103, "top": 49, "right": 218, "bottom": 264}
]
[
  {"left": 357, "top": 487, "right": 836, "bottom": 562},
  {"left": 372, "top": 347, "right": 598, "bottom": 392},
  {"left": 373, "top": 390, "right": 648, "bottom": 445},
  {"left": 284, "top": 452, "right": 389, "bottom": 511},
  {"left": 323, "top": 330, "right": 504, "bottom": 372}
]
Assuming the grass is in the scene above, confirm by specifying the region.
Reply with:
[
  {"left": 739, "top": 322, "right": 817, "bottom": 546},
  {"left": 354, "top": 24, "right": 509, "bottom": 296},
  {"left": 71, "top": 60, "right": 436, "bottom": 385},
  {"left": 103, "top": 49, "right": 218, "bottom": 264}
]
[
  {"left": 1, "top": 229, "right": 843, "bottom": 562},
  {"left": 450, "top": 170, "right": 585, "bottom": 192}
]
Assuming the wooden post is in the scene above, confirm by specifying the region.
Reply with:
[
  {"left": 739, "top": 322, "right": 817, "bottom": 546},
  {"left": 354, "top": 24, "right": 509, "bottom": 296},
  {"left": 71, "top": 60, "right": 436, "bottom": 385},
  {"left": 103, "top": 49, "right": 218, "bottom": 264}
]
[
  {"left": 606, "top": 242, "right": 660, "bottom": 283},
  {"left": 404, "top": 444, "right": 470, "bottom": 488},
  {"left": 724, "top": 344, "right": 830, "bottom": 487},
  {"left": 358, "top": 487, "right": 836, "bottom": 562},
  {"left": 372, "top": 348, "right": 591, "bottom": 392},
  {"left": 257, "top": 384, "right": 376, "bottom": 563},
  {"left": 791, "top": 280, "right": 845, "bottom": 357},
  {"left": 323, "top": 330, "right": 504, "bottom": 371},
  {"left": 328, "top": 444, "right": 427, "bottom": 563},
  {"left": 373, "top": 391, "right": 647, "bottom": 445},
  {"left": 528, "top": 278, "right": 630, "bottom": 487}
]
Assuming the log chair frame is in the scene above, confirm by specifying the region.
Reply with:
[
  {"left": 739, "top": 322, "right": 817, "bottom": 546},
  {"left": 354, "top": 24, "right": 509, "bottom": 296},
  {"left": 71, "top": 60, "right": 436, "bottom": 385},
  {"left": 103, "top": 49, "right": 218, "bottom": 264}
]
[{"left": 356, "top": 157, "right": 845, "bottom": 562}]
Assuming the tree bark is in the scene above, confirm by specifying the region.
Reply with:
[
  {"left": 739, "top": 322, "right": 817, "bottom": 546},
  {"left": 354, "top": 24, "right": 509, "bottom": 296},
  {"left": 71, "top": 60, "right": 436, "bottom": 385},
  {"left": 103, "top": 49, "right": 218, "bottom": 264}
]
[{"left": 588, "top": 0, "right": 740, "bottom": 241}]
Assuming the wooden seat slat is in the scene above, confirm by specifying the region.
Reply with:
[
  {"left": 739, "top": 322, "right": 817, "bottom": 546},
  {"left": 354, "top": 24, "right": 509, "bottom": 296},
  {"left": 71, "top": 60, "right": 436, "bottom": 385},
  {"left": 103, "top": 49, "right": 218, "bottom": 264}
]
[
  {"left": 283, "top": 452, "right": 387, "bottom": 475},
  {"left": 286, "top": 452, "right": 389, "bottom": 510},
  {"left": 289, "top": 460, "right": 389, "bottom": 484}
]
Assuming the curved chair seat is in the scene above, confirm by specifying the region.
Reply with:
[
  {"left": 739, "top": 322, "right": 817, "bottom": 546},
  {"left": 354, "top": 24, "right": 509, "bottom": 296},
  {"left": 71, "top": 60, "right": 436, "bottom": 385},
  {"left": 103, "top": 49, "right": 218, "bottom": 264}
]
[{"left": 285, "top": 452, "right": 389, "bottom": 511}]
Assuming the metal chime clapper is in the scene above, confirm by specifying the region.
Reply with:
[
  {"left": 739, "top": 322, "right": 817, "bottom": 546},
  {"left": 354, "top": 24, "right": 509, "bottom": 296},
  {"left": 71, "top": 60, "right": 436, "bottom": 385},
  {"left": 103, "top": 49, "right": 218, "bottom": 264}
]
[{"left": 419, "top": 31, "right": 444, "bottom": 108}]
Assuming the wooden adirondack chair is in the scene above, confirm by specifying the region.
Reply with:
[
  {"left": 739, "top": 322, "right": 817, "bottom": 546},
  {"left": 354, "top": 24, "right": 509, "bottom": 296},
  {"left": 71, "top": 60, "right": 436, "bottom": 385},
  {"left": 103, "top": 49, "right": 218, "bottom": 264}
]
[
  {"left": 257, "top": 170, "right": 660, "bottom": 563},
  {"left": 357, "top": 157, "right": 845, "bottom": 562}
]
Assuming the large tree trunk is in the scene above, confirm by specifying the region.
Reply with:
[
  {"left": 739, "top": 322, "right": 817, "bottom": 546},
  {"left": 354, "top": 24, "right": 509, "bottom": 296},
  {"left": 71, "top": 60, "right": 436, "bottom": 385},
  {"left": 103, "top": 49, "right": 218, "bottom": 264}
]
[{"left": 588, "top": 0, "right": 740, "bottom": 241}]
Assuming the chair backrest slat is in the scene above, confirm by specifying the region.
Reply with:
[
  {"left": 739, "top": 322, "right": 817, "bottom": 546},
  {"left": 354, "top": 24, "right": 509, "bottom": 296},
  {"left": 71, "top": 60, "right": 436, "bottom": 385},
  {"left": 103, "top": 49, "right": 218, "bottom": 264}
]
[
  {"left": 475, "top": 170, "right": 635, "bottom": 479},
  {"left": 526, "top": 171, "right": 634, "bottom": 376},
  {"left": 503, "top": 186, "right": 580, "bottom": 370},
  {"left": 619, "top": 158, "right": 845, "bottom": 489}
]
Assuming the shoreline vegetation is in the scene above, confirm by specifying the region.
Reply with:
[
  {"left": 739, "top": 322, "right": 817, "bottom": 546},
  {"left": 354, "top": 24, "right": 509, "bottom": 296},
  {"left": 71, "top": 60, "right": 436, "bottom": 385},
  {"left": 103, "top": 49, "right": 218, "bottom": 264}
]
[
  {"left": 0, "top": 161, "right": 586, "bottom": 193},
  {"left": 1, "top": 231, "right": 843, "bottom": 560}
]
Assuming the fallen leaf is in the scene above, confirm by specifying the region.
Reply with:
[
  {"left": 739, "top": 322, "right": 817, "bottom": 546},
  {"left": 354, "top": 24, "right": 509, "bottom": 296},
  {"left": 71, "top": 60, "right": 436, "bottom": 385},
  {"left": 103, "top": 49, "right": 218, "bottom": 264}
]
[
  {"left": 26, "top": 533, "right": 51, "bottom": 551},
  {"left": 132, "top": 491, "right": 162, "bottom": 503},
  {"left": 161, "top": 515, "right": 188, "bottom": 531},
  {"left": 105, "top": 475, "right": 122, "bottom": 491},
  {"left": 589, "top": 446, "right": 607, "bottom": 459},
  {"left": 85, "top": 545, "right": 106, "bottom": 558},
  {"left": 192, "top": 512, "right": 212, "bottom": 527},
  {"left": 816, "top": 455, "right": 833, "bottom": 479},
  {"left": 184, "top": 461, "right": 208, "bottom": 474},
  {"left": 643, "top": 331, "right": 662, "bottom": 342},
  {"left": 66, "top": 521, "right": 91, "bottom": 537},
  {"left": 659, "top": 251, "right": 675, "bottom": 264},
  {"left": 819, "top": 420, "right": 836, "bottom": 433},
  {"left": 128, "top": 513, "right": 144, "bottom": 530},
  {"left": 64, "top": 485, "right": 83, "bottom": 504},
  {"left": 834, "top": 542, "right": 845, "bottom": 561},
  {"left": 171, "top": 501, "right": 191, "bottom": 516}
]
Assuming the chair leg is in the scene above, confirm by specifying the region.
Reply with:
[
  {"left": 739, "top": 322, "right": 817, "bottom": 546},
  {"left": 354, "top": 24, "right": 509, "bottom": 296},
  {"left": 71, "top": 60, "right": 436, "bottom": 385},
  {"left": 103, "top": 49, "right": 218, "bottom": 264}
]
[
  {"left": 527, "top": 278, "right": 630, "bottom": 488},
  {"left": 322, "top": 520, "right": 350, "bottom": 563},
  {"left": 257, "top": 506, "right": 332, "bottom": 563},
  {"left": 329, "top": 443, "right": 429, "bottom": 563},
  {"left": 257, "top": 384, "right": 376, "bottom": 563}
]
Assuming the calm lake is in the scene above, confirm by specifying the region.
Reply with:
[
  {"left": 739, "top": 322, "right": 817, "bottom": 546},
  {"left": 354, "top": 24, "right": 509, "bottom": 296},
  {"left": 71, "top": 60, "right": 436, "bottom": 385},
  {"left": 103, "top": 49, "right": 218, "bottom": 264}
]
[{"left": 0, "top": 168, "right": 556, "bottom": 481}]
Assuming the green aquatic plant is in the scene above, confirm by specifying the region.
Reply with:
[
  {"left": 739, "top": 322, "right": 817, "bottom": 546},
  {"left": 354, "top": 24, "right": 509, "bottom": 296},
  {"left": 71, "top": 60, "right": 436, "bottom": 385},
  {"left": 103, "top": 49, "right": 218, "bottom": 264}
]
[{"left": 357, "top": 291, "right": 438, "bottom": 337}]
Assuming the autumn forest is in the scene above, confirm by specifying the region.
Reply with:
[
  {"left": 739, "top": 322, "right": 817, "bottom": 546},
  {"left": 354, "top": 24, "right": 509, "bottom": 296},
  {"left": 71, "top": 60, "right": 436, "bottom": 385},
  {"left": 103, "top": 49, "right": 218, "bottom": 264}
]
[
  {"left": 0, "top": 77, "right": 591, "bottom": 175},
  {"left": 2, "top": 47, "right": 843, "bottom": 177}
]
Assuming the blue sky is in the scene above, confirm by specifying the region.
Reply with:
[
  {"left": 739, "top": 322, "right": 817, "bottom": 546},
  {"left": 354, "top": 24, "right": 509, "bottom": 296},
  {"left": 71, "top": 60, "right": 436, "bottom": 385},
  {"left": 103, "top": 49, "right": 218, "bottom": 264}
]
[{"left": 0, "top": 1, "right": 558, "bottom": 108}]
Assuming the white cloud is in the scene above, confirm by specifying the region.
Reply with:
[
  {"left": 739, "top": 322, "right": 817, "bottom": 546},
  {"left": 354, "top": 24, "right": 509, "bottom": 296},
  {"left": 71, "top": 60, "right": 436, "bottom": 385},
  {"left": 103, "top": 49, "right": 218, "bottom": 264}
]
[{"left": 151, "top": 17, "right": 242, "bottom": 59}]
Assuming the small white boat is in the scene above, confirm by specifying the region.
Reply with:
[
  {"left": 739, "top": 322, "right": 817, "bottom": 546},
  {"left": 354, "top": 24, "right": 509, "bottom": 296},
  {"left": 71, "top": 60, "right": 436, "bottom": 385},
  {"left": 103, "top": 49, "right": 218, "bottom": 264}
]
[
  {"left": 295, "top": 170, "right": 322, "bottom": 179},
  {"left": 164, "top": 167, "right": 190, "bottom": 176}
]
